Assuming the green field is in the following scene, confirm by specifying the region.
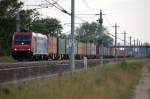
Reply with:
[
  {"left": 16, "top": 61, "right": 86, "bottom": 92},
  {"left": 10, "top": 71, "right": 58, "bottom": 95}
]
[{"left": 0, "top": 59, "right": 149, "bottom": 99}]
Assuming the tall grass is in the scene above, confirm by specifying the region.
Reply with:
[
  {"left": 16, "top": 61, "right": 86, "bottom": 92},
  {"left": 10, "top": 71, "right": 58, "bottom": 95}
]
[
  {"left": 0, "top": 59, "right": 148, "bottom": 99},
  {"left": 0, "top": 56, "right": 14, "bottom": 62}
]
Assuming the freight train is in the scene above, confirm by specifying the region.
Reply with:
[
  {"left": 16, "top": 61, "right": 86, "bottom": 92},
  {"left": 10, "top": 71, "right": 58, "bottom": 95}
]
[{"left": 11, "top": 32, "right": 132, "bottom": 61}]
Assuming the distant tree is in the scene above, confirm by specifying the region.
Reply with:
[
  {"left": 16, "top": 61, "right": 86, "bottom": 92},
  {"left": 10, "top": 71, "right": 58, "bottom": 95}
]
[
  {"left": 19, "top": 9, "right": 39, "bottom": 31},
  {"left": 76, "top": 22, "right": 113, "bottom": 46},
  {"left": 0, "top": 0, "right": 23, "bottom": 55},
  {"left": 0, "top": 0, "right": 39, "bottom": 55},
  {"left": 0, "top": 0, "right": 23, "bottom": 17},
  {"left": 30, "top": 18, "right": 63, "bottom": 36}
]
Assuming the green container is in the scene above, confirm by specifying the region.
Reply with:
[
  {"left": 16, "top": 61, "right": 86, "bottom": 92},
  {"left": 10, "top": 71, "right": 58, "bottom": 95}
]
[{"left": 59, "top": 38, "right": 66, "bottom": 54}]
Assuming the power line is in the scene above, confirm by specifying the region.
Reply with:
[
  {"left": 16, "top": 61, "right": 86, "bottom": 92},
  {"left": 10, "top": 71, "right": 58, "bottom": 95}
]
[
  {"left": 82, "top": 0, "right": 92, "bottom": 12},
  {"left": 50, "top": 0, "right": 67, "bottom": 13},
  {"left": 74, "top": 16, "right": 88, "bottom": 23},
  {"left": 105, "top": 32, "right": 124, "bottom": 42},
  {"left": 82, "top": 0, "right": 97, "bottom": 20},
  {"left": 102, "top": 14, "right": 127, "bottom": 45},
  {"left": 44, "top": 0, "right": 88, "bottom": 23},
  {"left": 25, "top": 0, "right": 96, "bottom": 23},
  {"left": 51, "top": 0, "right": 60, "bottom": 3},
  {"left": 100, "top": 10, "right": 132, "bottom": 45},
  {"left": 27, "top": 0, "right": 136, "bottom": 47},
  {"left": 75, "top": 14, "right": 98, "bottom": 15},
  {"left": 44, "top": 0, "right": 70, "bottom": 14},
  {"left": 82, "top": 0, "right": 94, "bottom": 15},
  {"left": 24, "top": 4, "right": 50, "bottom": 6}
]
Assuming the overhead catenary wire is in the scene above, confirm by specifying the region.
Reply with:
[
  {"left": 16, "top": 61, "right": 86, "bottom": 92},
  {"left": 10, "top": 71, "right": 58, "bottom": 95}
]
[
  {"left": 44, "top": 0, "right": 88, "bottom": 22},
  {"left": 25, "top": 0, "right": 97, "bottom": 23},
  {"left": 105, "top": 31, "right": 125, "bottom": 43},
  {"left": 101, "top": 10, "right": 134, "bottom": 45},
  {"left": 82, "top": 0, "right": 93, "bottom": 13},
  {"left": 104, "top": 16, "right": 130, "bottom": 45},
  {"left": 81, "top": 0, "right": 97, "bottom": 20},
  {"left": 26, "top": 0, "right": 138, "bottom": 46},
  {"left": 24, "top": 0, "right": 58, "bottom": 7},
  {"left": 50, "top": 0, "right": 64, "bottom": 9},
  {"left": 44, "top": 0, "right": 69, "bottom": 14},
  {"left": 51, "top": 0, "right": 95, "bottom": 22}
]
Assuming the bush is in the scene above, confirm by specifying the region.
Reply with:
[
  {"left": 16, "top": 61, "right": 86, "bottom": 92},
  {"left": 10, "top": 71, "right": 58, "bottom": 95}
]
[
  {"left": 119, "top": 60, "right": 129, "bottom": 70},
  {"left": 119, "top": 60, "right": 145, "bottom": 71}
]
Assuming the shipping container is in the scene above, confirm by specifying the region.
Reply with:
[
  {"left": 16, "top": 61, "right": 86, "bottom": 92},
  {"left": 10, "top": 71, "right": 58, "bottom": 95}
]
[
  {"left": 107, "top": 48, "right": 110, "bottom": 57},
  {"left": 119, "top": 48, "right": 125, "bottom": 57},
  {"left": 77, "top": 42, "right": 84, "bottom": 55},
  {"left": 48, "top": 36, "right": 57, "bottom": 54},
  {"left": 126, "top": 48, "right": 133, "bottom": 57},
  {"left": 116, "top": 48, "right": 120, "bottom": 56},
  {"left": 82, "top": 43, "right": 87, "bottom": 55},
  {"left": 96, "top": 45, "right": 99, "bottom": 55},
  {"left": 87, "top": 43, "right": 91, "bottom": 55},
  {"left": 59, "top": 38, "right": 66, "bottom": 54},
  {"left": 0, "top": 38, "right": 3, "bottom": 55},
  {"left": 96, "top": 45, "right": 102, "bottom": 57},
  {"left": 110, "top": 48, "right": 115, "bottom": 56},
  {"left": 102, "top": 47, "right": 105, "bottom": 56},
  {"left": 0, "top": 44, "right": 1, "bottom": 51},
  {"left": 91, "top": 43, "right": 96, "bottom": 55},
  {"left": 103, "top": 47, "right": 108, "bottom": 56},
  {"left": 106, "top": 47, "right": 109, "bottom": 56}
]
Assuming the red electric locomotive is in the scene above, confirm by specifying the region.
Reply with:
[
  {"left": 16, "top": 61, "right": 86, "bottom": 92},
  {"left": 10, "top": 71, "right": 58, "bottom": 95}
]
[{"left": 11, "top": 32, "right": 48, "bottom": 61}]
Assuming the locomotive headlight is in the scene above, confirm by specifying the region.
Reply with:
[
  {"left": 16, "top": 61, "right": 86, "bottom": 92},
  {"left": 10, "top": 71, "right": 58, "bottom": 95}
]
[
  {"left": 27, "top": 48, "right": 31, "bottom": 51},
  {"left": 14, "top": 48, "right": 17, "bottom": 51}
]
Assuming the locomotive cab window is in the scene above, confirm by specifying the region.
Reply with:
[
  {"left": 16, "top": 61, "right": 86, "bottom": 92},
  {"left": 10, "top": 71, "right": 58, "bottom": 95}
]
[{"left": 15, "top": 35, "right": 31, "bottom": 44}]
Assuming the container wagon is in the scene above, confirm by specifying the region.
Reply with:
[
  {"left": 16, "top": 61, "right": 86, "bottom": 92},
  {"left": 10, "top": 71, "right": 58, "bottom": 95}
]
[
  {"left": 48, "top": 36, "right": 58, "bottom": 59},
  {"left": 12, "top": 32, "right": 127, "bottom": 61}
]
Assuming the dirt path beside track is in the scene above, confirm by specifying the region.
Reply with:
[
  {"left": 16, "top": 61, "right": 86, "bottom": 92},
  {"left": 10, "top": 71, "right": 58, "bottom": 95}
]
[{"left": 134, "top": 63, "right": 150, "bottom": 99}]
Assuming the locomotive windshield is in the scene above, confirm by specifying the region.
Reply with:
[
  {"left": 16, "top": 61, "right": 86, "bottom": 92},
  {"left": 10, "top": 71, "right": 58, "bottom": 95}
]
[{"left": 15, "top": 35, "right": 31, "bottom": 44}]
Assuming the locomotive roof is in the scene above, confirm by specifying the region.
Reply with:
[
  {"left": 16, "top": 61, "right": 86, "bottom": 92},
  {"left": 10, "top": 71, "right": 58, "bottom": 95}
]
[
  {"left": 33, "top": 32, "right": 48, "bottom": 39},
  {"left": 14, "top": 32, "right": 47, "bottom": 39}
]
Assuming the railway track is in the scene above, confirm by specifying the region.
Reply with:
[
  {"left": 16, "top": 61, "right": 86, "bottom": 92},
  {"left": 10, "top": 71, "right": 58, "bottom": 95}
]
[{"left": 0, "top": 58, "right": 125, "bottom": 85}]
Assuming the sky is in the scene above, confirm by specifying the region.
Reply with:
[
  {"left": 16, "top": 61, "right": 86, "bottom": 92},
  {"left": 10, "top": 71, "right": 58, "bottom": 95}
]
[{"left": 22, "top": 0, "right": 150, "bottom": 45}]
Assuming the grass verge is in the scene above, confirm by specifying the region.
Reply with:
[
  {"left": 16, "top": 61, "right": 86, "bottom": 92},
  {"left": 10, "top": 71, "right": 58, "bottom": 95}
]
[
  {"left": 0, "top": 59, "right": 148, "bottom": 99},
  {"left": 0, "top": 56, "right": 14, "bottom": 62}
]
